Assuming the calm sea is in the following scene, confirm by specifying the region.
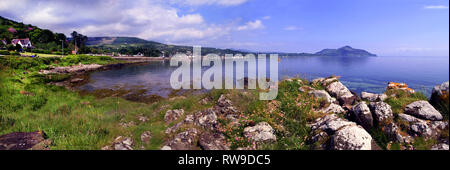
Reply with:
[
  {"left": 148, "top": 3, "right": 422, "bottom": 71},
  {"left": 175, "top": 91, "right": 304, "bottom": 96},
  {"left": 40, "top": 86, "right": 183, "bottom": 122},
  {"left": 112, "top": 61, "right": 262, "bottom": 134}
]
[{"left": 78, "top": 56, "right": 449, "bottom": 97}]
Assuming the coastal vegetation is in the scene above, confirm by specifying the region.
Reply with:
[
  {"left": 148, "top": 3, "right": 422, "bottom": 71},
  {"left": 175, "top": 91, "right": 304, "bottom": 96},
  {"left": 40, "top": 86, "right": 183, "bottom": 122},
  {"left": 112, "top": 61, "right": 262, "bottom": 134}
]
[{"left": 0, "top": 54, "right": 448, "bottom": 150}]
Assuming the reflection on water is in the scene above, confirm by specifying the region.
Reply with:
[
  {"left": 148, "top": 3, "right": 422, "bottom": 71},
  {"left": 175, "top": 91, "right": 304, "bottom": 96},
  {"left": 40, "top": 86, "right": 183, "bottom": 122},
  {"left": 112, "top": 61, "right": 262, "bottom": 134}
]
[{"left": 78, "top": 56, "right": 449, "bottom": 97}]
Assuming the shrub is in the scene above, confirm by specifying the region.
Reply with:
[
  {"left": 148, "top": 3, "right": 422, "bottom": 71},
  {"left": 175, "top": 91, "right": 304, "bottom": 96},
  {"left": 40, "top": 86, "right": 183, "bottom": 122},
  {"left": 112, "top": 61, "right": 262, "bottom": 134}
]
[{"left": 0, "top": 50, "right": 10, "bottom": 55}]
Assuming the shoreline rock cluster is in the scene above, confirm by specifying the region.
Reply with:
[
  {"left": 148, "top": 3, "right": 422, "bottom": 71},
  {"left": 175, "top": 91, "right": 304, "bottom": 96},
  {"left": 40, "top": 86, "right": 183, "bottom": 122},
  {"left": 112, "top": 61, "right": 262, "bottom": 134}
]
[{"left": 306, "top": 77, "right": 449, "bottom": 150}]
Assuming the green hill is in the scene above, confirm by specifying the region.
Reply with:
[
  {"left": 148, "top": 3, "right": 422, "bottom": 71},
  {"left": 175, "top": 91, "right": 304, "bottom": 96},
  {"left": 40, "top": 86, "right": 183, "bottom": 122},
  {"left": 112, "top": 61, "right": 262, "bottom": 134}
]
[{"left": 0, "top": 16, "right": 67, "bottom": 53}]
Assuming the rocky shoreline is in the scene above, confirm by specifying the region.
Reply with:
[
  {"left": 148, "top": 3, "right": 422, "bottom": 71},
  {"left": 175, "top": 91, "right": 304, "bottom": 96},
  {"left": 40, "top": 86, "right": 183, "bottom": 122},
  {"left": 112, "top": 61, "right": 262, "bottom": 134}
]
[
  {"left": 101, "top": 77, "right": 449, "bottom": 151},
  {"left": 38, "top": 60, "right": 156, "bottom": 89}
]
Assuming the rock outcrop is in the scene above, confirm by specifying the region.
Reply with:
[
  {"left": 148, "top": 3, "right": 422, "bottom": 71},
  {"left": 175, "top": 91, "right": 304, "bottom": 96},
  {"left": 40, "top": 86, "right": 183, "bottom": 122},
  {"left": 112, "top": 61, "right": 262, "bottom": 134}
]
[
  {"left": 199, "top": 132, "right": 230, "bottom": 150},
  {"left": 164, "top": 109, "right": 185, "bottom": 123},
  {"left": 309, "top": 114, "right": 372, "bottom": 150},
  {"left": 326, "top": 81, "right": 356, "bottom": 106},
  {"left": 243, "top": 122, "right": 277, "bottom": 142},
  {"left": 163, "top": 128, "right": 199, "bottom": 150},
  {"left": 361, "top": 92, "right": 387, "bottom": 102},
  {"left": 309, "top": 90, "right": 337, "bottom": 104},
  {"left": 352, "top": 102, "right": 374, "bottom": 129},
  {"left": 369, "top": 102, "right": 393, "bottom": 125},
  {"left": 332, "top": 125, "right": 373, "bottom": 150},
  {"left": 0, "top": 131, "right": 51, "bottom": 150},
  {"left": 405, "top": 101, "right": 443, "bottom": 121}
]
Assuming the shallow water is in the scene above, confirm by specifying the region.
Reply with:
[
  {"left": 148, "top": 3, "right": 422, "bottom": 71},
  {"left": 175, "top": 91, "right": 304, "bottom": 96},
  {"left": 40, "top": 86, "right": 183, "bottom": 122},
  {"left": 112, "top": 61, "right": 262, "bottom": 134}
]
[{"left": 78, "top": 56, "right": 449, "bottom": 97}]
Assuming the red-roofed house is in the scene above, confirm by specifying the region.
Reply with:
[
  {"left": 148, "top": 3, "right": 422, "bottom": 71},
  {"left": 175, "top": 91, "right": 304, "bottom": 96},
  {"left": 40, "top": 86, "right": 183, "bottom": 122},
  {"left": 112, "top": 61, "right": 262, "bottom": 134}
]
[{"left": 11, "top": 38, "right": 32, "bottom": 48}]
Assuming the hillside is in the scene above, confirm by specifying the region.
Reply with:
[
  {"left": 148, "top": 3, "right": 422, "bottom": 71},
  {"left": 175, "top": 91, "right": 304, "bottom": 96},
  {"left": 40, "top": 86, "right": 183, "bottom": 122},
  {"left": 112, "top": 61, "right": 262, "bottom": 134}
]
[
  {"left": 87, "top": 37, "right": 246, "bottom": 57},
  {"left": 0, "top": 16, "right": 67, "bottom": 52}
]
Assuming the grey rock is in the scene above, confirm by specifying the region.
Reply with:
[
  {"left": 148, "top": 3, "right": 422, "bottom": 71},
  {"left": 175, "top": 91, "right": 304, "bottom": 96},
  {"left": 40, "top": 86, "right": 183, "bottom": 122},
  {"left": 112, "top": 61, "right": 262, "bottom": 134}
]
[
  {"left": 318, "top": 103, "right": 345, "bottom": 114},
  {"left": 243, "top": 122, "right": 277, "bottom": 142},
  {"left": 165, "top": 128, "right": 199, "bottom": 150},
  {"left": 361, "top": 92, "right": 387, "bottom": 102},
  {"left": 369, "top": 102, "right": 394, "bottom": 125},
  {"left": 113, "top": 136, "right": 134, "bottom": 150},
  {"left": 164, "top": 109, "right": 185, "bottom": 123},
  {"left": 199, "top": 132, "right": 230, "bottom": 150},
  {"left": 405, "top": 101, "right": 443, "bottom": 121},
  {"left": 309, "top": 90, "right": 337, "bottom": 104},
  {"left": 331, "top": 125, "right": 372, "bottom": 150},
  {"left": 353, "top": 102, "right": 374, "bottom": 129}
]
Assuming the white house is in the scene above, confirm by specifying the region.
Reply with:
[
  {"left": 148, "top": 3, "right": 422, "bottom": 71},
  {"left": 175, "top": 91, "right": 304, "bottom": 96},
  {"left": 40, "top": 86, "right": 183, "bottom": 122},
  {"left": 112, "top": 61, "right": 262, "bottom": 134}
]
[{"left": 11, "top": 38, "right": 32, "bottom": 48}]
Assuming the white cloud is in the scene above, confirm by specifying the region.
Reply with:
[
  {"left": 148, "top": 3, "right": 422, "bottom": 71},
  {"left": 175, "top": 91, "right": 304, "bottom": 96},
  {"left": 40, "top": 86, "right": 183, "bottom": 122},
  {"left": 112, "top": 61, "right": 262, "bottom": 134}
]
[
  {"left": 237, "top": 20, "right": 264, "bottom": 31},
  {"left": 0, "top": 0, "right": 233, "bottom": 43},
  {"left": 424, "top": 5, "right": 449, "bottom": 9},
  {"left": 284, "top": 26, "right": 301, "bottom": 31},
  {"left": 262, "top": 16, "right": 272, "bottom": 20},
  {"left": 171, "top": 0, "right": 251, "bottom": 6}
]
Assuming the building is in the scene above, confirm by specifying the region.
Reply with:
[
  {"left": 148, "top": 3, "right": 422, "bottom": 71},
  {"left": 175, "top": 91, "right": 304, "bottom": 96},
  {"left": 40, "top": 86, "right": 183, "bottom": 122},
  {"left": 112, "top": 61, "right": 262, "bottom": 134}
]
[{"left": 11, "top": 38, "right": 33, "bottom": 48}]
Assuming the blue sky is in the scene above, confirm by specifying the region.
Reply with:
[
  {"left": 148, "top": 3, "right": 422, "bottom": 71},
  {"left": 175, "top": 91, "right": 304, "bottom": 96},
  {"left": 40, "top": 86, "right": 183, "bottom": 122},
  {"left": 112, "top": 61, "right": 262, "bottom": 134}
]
[{"left": 0, "top": 0, "right": 448, "bottom": 56}]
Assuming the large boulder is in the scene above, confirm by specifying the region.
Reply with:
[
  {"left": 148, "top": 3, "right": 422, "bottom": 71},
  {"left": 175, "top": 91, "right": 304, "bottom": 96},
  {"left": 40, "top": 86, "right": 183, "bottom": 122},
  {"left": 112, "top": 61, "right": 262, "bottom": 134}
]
[
  {"left": 199, "top": 132, "right": 230, "bottom": 150},
  {"left": 326, "top": 81, "right": 356, "bottom": 106},
  {"left": 361, "top": 92, "right": 387, "bottom": 102},
  {"left": 309, "top": 90, "right": 337, "bottom": 104},
  {"left": 405, "top": 101, "right": 443, "bottom": 121},
  {"left": 369, "top": 102, "right": 394, "bottom": 125},
  {"left": 0, "top": 131, "right": 51, "bottom": 150},
  {"left": 164, "top": 109, "right": 185, "bottom": 123},
  {"left": 243, "top": 122, "right": 277, "bottom": 142},
  {"left": 352, "top": 102, "right": 374, "bottom": 129},
  {"left": 331, "top": 125, "right": 373, "bottom": 150},
  {"left": 397, "top": 114, "right": 448, "bottom": 138},
  {"left": 430, "top": 82, "right": 449, "bottom": 115}
]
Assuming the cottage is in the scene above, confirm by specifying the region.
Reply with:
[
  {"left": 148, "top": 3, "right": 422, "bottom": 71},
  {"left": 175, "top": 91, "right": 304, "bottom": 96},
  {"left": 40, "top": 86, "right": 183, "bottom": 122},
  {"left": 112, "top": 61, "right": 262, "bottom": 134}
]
[{"left": 11, "top": 38, "right": 32, "bottom": 48}]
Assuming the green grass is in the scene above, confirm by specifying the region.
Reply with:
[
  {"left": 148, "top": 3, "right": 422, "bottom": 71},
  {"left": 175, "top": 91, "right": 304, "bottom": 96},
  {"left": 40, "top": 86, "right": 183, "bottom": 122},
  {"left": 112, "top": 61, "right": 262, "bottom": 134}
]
[
  {"left": 385, "top": 89, "right": 428, "bottom": 114},
  {"left": 22, "top": 52, "right": 63, "bottom": 58}
]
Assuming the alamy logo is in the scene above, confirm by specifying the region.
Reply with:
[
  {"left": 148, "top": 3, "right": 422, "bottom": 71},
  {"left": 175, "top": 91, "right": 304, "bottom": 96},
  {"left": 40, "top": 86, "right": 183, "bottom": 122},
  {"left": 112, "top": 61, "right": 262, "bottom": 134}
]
[{"left": 170, "top": 46, "right": 279, "bottom": 100}]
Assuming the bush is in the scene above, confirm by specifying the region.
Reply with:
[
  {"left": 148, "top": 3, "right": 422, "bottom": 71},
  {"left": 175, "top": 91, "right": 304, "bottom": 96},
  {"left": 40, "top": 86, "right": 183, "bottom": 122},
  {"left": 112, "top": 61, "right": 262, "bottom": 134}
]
[
  {"left": 0, "top": 50, "right": 10, "bottom": 55},
  {"left": 32, "top": 49, "right": 51, "bottom": 54}
]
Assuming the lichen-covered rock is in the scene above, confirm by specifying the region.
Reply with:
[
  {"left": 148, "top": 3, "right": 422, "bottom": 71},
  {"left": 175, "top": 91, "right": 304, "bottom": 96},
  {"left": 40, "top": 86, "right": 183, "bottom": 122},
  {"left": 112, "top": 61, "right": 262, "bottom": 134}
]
[
  {"left": 243, "top": 122, "right": 276, "bottom": 142},
  {"left": 195, "top": 109, "right": 218, "bottom": 131},
  {"left": 430, "top": 82, "right": 449, "bottom": 117},
  {"left": 405, "top": 101, "right": 443, "bottom": 121},
  {"left": 164, "top": 109, "right": 185, "bottom": 123},
  {"left": 326, "top": 82, "right": 354, "bottom": 105},
  {"left": 309, "top": 90, "right": 337, "bottom": 104},
  {"left": 331, "top": 125, "right": 372, "bottom": 150},
  {"left": 112, "top": 136, "right": 134, "bottom": 150},
  {"left": 199, "top": 132, "right": 230, "bottom": 150},
  {"left": 369, "top": 102, "right": 394, "bottom": 125},
  {"left": 310, "top": 114, "right": 356, "bottom": 133},
  {"left": 318, "top": 103, "right": 345, "bottom": 114},
  {"left": 165, "top": 128, "right": 200, "bottom": 150},
  {"left": 361, "top": 92, "right": 387, "bottom": 102},
  {"left": 353, "top": 102, "right": 374, "bottom": 129},
  {"left": 383, "top": 123, "right": 413, "bottom": 144}
]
